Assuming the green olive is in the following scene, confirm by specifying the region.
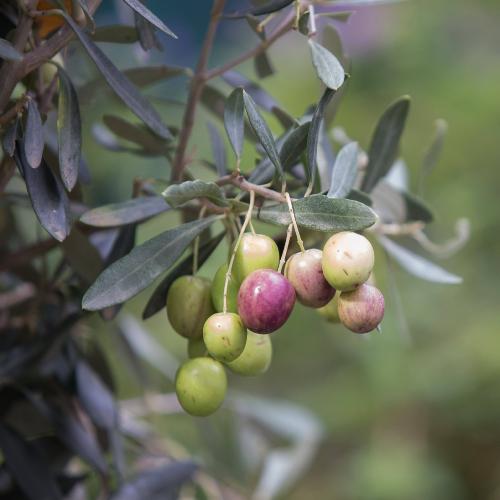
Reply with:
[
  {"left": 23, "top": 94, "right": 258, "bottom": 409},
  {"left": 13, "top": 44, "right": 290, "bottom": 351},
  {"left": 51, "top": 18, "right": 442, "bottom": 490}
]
[
  {"left": 233, "top": 233, "right": 279, "bottom": 283},
  {"left": 317, "top": 294, "right": 340, "bottom": 323},
  {"left": 211, "top": 263, "right": 239, "bottom": 313},
  {"left": 226, "top": 331, "right": 272, "bottom": 376},
  {"left": 203, "top": 312, "right": 247, "bottom": 362},
  {"left": 175, "top": 357, "right": 227, "bottom": 416},
  {"left": 166, "top": 276, "right": 214, "bottom": 339}
]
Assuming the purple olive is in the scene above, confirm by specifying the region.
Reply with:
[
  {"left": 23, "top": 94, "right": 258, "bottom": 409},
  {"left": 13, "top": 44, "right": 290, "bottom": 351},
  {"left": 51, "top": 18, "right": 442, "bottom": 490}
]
[
  {"left": 338, "top": 284, "right": 385, "bottom": 333},
  {"left": 238, "top": 269, "right": 296, "bottom": 334},
  {"left": 285, "top": 249, "right": 336, "bottom": 308}
]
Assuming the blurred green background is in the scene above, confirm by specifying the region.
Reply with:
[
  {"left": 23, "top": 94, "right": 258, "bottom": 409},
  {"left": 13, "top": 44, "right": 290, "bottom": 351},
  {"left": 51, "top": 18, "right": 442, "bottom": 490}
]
[{"left": 77, "top": 0, "right": 500, "bottom": 498}]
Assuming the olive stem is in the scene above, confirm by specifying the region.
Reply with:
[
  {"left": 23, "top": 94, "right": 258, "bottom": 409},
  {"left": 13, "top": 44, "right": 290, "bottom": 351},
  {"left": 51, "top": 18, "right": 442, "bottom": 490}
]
[
  {"left": 223, "top": 190, "right": 255, "bottom": 313},
  {"left": 249, "top": 220, "right": 257, "bottom": 236},
  {"left": 285, "top": 192, "right": 305, "bottom": 253},
  {"left": 192, "top": 205, "right": 207, "bottom": 275},
  {"left": 278, "top": 224, "right": 293, "bottom": 274}
]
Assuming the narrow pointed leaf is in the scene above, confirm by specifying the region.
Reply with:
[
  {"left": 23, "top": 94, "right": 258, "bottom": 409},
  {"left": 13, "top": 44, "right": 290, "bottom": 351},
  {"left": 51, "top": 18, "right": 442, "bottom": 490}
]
[
  {"left": 61, "top": 13, "right": 171, "bottom": 139},
  {"left": 224, "top": 88, "right": 244, "bottom": 159},
  {"left": 327, "top": 141, "right": 359, "bottom": 198},
  {"left": 378, "top": 235, "right": 462, "bottom": 284},
  {"left": 15, "top": 144, "right": 70, "bottom": 241},
  {"left": 82, "top": 216, "right": 219, "bottom": 310},
  {"left": 207, "top": 122, "right": 227, "bottom": 176},
  {"left": 255, "top": 51, "right": 274, "bottom": 78},
  {"left": 308, "top": 39, "right": 345, "bottom": 90},
  {"left": 279, "top": 122, "right": 310, "bottom": 170},
  {"left": 0, "top": 423, "right": 62, "bottom": 500},
  {"left": 258, "top": 194, "right": 376, "bottom": 232},
  {"left": 162, "top": 180, "right": 227, "bottom": 208},
  {"left": 0, "top": 38, "right": 23, "bottom": 61},
  {"left": 81, "top": 196, "right": 169, "bottom": 227},
  {"left": 361, "top": 96, "right": 410, "bottom": 192},
  {"left": 306, "top": 88, "right": 335, "bottom": 187},
  {"left": 243, "top": 90, "right": 283, "bottom": 184},
  {"left": 422, "top": 118, "right": 448, "bottom": 175},
  {"left": 24, "top": 99, "right": 44, "bottom": 168},
  {"left": 142, "top": 232, "right": 225, "bottom": 319},
  {"left": 225, "top": 0, "right": 294, "bottom": 18},
  {"left": 134, "top": 12, "right": 161, "bottom": 51},
  {"left": 57, "top": 66, "right": 81, "bottom": 191},
  {"left": 121, "top": 0, "right": 177, "bottom": 39}
]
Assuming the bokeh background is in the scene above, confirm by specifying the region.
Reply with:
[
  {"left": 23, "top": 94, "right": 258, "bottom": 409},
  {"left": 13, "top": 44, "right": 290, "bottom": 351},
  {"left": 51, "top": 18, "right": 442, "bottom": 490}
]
[{"left": 70, "top": 0, "right": 500, "bottom": 498}]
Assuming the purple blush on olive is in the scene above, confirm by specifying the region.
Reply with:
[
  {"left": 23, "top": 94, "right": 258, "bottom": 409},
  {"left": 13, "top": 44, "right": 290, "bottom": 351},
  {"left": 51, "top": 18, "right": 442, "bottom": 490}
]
[
  {"left": 338, "top": 283, "right": 385, "bottom": 333},
  {"left": 238, "top": 269, "right": 296, "bottom": 334}
]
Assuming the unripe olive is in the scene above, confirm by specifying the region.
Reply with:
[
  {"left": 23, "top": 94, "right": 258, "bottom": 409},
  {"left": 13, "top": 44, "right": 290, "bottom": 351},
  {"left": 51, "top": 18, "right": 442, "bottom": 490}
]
[
  {"left": 233, "top": 233, "right": 279, "bottom": 283},
  {"left": 238, "top": 269, "right": 296, "bottom": 334},
  {"left": 210, "top": 263, "right": 238, "bottom": 313},
  {"left": 203, "top": 312, "right": 247, "bottom": 362},
  {"left": 166, "top": 276, "right": 214, "bottom": 339},
  {"left": 187, "top": 337, "right": 207, "bottom": 358},
  {"left": 227, "top": 331, "right": 272, "bottom": 376},
  {"left": 338, "top": 284, "right": 385, "bottom": 333},
  {"left": 285, "top": 249, "right": 336, "bottom": 308},
  {"left": 317, "top": 294, "right": 340, "bottom": 323},
  {"left": 322, "top": 232, "right": 375, "bottom": 291},
  {"left": 41, "top": 54, "right": 63, "bottom": 86},
  {"left": 175, "top": 358, "right": 227, "bottom": 416}
]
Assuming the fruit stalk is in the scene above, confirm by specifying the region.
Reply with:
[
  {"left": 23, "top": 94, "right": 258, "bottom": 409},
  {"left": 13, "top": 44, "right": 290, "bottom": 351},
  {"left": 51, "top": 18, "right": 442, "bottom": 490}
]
[{"left": 285, "top": 192, "right": 305, "bottom": 253}]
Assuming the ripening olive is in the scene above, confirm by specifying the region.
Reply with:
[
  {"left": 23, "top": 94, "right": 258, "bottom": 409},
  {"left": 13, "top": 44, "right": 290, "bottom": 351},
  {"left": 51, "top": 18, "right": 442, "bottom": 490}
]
[
  {"left": 233, "top": 233, "right": 279, "bottom": 283},
  {"left": 226, "top": 331, "right": 272, "bottom": 376},
  {"left": 203, "top": 312, "right": 247, "bottom": 362},
  {"left": 238, "top": 269, "right": 296, "bottom": 334},
  {"left": 322, "top": 232, "right": 375, "bottom": 291},
  {"left": 175, "top": 357, "right": 227, "bottom": 416},
  {"left": 285, "top": 249, "right": 336, "bottom": 308},
  {"left": 338, "top": 283, "right": 385, "bottom": 333},
  {"left": 166, "top": 276, "right": 214, "bottom": 339}
]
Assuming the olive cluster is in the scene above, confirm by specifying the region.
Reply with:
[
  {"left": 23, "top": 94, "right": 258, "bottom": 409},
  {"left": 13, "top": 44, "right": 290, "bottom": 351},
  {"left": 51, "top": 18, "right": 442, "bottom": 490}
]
[{"left": 167, "top": 231, "right": 384, "bottom": 417}]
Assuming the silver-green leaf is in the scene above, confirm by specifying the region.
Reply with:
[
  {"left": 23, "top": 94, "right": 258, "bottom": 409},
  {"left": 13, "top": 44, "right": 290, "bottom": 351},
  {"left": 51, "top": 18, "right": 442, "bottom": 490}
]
[
  {"left": 82, "top": 216, "right": 219, "bottom": 310},
  {"left": 120, "top": 0, "right": 177, "bottom": 39},
  {"left": 224, "top": 88, "right": 245, "bottom": 160},
  {"left": 308, "top": 39, "right": 345, "bottom": 90},
  {"left": 0, "top": 38, "right": 23, "bottom": 61},
  {"left": 327, "top": 142, "right": 359, "bottom": 198},
  {"left": 23, "top": 99, "right": 44, "bottom": 169},
  {"left": 162, "top": 180, "right": 228, "bottom": 208}
]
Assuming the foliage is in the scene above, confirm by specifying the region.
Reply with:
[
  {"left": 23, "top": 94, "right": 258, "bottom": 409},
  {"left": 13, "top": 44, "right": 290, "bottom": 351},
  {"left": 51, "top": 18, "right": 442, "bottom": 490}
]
[{"left": 0, "top": 0, "right": 466, "bottom": 498}]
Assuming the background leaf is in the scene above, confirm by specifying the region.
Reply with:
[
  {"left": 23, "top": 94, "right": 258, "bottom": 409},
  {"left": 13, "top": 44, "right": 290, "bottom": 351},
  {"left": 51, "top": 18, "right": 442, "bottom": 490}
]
[
  {"left": 361, "top": 96, "right": 410, "bottom": 192},
  {"left": 327, "top": 142, "right": 359, "bottom": 198},
  {"left": 258, "top": 194, "right": 376, "bottom": 232},
  {"left": 308, "top": 39, "right": 345, "bottom": 90},
  {"left": 121, "top": 0, "right": 177, "bottom": 38},
  {"left": 62, "top": 13, "right": 171, "bottom": 139},
  {"left": 82, "top": 216, "right": 219, "bottom": 310},
  {"left": 162, "top": 180, "right": 227, "bottom": 208},
  {"left": 23, "top": 99, "right": 44, "bottom": 169},
  {"left": 80, "top": 196, "right": 169, "bottom": 227},
  {"left": 224, "top": 88, "right": 245, "bottom": 160},
  {"left": 378, "top": 235, "right": 462, "bottom": 284},
  {"left": 57, "top": 66, "right": 82, "bottom": 191},
  {"left": 92, "top": 25, "right": 140, "bottom": 44}
]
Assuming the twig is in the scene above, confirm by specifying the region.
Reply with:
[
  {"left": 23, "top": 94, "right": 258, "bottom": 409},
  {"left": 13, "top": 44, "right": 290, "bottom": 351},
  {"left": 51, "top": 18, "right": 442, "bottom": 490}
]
[
  {"left": 217, "top": 173, "right": 286, "bottom": 203},
  {"left": 171, "top": 0, "right": 227, "bottom": 182}
]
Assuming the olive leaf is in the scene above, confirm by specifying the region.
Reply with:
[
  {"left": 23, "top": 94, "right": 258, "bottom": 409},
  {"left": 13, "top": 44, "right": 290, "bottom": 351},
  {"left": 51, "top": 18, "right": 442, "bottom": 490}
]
[
  {"left": 279, "top": 122, "right": 310, "bottom": 170},
  {"left": 61, "top": 13, "right": 171, "bottom": 139},
  {"left": 258, "top": 194, "right": 376, "bottom": 232},
  {"left": 80, "top": 196, "right": 169, "bottom": 228},
  {"left": 92, "top": 25, "right": 140, "bottom": 44},
  {"left": 224, "top": 88, "right": 245, "bottom": 160},
  {"left": 361, "top": 96, "right": 410, "bottom": 192},
  {"left": 120, "top": 0, "right": 177, "bottom": 39},
  {"left": 306, "top": 88, "right": 336, "bottom": 188},
  {"left": 225, "top": 0, "right": 294, "bottom": 19},
  {"left": 82, "top": 216, "right": 219, "bottom": 310},
  {"left": 162, "top": 180, "right": 228, "bottom": 208},
  {"left": 243, "top": 90, "right": 284, "bottom": 186},
  {"left": 378, "top": 235, "right": 462, "bottom": 284},
  {"left": 0, "top": 38, "right": 23, "bottom": 61},
  {"left": 207, "top": 121, "right": 228, "bottom": 176},
  {"left": 2, "top": 117, "right": 18, "bottom": 157},
  {"left": 57, "top": 66, "right": 82, "bottom": 191},
  {"left": 327, "top": 142, "right": 359, "bottom": 198},
  {"left": 23, "top": 99, "right": 44, "bottom": 169},
  {"left": 308, "top": 39, "right": 345, "bottom": 90}
]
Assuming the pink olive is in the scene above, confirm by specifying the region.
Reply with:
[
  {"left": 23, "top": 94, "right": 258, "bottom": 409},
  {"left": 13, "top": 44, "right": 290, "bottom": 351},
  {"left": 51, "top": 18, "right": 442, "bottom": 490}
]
[
  {"left": 338, "top": 284, "right": 385, "bottom": 333},
  {"left": 238, "top": 269, "right": 296, "bottom": 334},
  {"left": 285, "top": 249, "right": 336, "bottom": 308}
]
